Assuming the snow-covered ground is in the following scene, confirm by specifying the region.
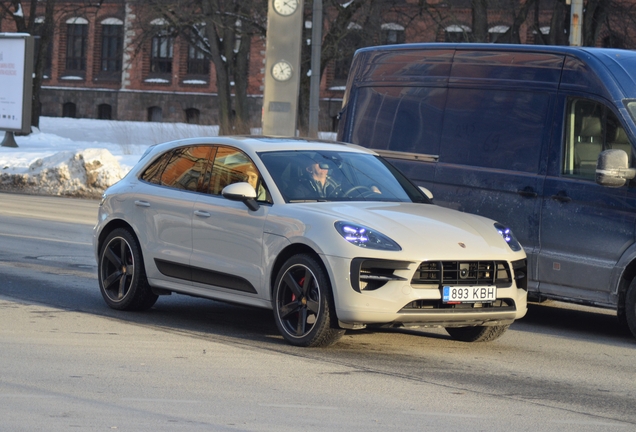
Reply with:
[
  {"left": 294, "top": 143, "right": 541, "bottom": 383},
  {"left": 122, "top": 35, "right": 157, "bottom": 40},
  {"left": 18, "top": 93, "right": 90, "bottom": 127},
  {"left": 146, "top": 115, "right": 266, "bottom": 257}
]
[{"left": 0, "top": 117, "right": 335, "bottom": 198}]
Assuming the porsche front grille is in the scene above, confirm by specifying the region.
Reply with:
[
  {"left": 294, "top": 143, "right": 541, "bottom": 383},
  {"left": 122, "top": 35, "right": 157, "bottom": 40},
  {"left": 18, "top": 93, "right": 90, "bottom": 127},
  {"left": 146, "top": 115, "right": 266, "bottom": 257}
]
[{"left": 411, "top": 260, "right": 512, "bottom": 287}]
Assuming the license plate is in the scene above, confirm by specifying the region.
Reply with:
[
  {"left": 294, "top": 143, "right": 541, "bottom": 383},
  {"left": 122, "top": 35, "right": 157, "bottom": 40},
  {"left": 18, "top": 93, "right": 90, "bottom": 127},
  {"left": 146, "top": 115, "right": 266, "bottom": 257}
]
[{"left": 443, "top": 286, "right": 496, "bottom": 303}]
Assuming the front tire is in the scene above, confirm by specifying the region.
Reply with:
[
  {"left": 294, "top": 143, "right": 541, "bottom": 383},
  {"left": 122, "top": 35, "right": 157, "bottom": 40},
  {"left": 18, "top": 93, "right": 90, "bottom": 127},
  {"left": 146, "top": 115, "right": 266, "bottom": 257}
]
[
  {"left": 98, "top": 228, "right": 158, "bottom": 311},
  {"left": 445, "top": 325, "right": 509, "bottom": 342},
  {"left": 273, "top": 254, "right": 344, "bottom": 347}
]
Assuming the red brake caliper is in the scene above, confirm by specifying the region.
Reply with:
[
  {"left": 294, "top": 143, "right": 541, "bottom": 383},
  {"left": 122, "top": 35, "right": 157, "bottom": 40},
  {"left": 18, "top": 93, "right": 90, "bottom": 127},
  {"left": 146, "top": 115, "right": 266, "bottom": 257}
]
[{"left": 292, "top": 276, "right": 305, "bottom": 303}]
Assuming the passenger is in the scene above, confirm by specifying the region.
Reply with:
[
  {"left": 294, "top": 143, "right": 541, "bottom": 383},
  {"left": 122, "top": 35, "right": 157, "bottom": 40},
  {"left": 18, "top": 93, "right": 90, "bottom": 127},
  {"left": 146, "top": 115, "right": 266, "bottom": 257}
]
[{"left": 245, "top": 167, "right": 267, "bottom": 201}]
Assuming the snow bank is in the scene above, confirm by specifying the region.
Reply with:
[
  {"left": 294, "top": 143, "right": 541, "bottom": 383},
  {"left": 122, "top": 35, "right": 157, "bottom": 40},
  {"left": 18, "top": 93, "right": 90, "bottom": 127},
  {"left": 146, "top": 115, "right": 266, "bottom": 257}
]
[{"left": 1, "top": 148, "right": 125, "bottom": 198}]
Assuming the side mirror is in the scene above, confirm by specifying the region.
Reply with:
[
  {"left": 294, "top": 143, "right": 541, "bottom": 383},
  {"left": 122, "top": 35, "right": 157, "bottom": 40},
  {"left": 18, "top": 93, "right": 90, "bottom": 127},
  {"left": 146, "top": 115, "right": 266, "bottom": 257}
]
[
  {"left": 596, "top": 149, "right": 636, "bottom": 187},
  {"left": 419, "top": 186, "right": 434, "bottom": 201},
  {"left": 222, "top": 182, "right": 259, "bottom": 211}
]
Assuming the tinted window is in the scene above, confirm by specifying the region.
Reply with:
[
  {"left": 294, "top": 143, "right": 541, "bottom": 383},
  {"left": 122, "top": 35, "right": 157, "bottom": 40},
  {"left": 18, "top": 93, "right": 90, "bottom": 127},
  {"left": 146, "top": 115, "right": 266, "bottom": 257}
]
[
  {"left": 562, "top": 98, "right": 631, "bottom": 179},
  {"left": 208, "top": 146, "right": 268, "bottom": 201},
  {"left": 350, "top": 86, "right": 445, "bottom": 155},
  {"left": 140, "top": 151, "right": 172, "bottom": 184},
  {"left": 440, "top": 89, "right": 549, "bottom": 173},
  {"left": 159, "top": 146, "right": 212, "bottom": 191}
]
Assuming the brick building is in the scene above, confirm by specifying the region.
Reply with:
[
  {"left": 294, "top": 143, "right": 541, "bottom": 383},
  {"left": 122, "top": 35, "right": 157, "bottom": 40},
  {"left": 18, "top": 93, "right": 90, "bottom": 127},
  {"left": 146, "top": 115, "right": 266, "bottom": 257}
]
[{"left": 1, "top": 0, "right": 631, "bottom": 131}]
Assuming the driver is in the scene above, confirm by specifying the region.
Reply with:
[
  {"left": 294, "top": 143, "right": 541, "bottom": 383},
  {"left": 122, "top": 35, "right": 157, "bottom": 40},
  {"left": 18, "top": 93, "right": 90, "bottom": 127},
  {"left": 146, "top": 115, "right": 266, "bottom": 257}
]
[{"left": 297, "top": 158, "right": 340, "bottom": 199}]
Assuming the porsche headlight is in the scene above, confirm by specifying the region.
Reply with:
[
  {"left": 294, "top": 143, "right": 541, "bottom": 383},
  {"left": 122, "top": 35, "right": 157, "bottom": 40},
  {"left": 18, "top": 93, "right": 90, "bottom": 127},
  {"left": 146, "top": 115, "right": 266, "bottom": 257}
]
[
  {"left": 494, "top": 223, "right": 522, "bottom": 252},
  {"left": 334, "top": 221, "right": 401, "bottom": 251}
]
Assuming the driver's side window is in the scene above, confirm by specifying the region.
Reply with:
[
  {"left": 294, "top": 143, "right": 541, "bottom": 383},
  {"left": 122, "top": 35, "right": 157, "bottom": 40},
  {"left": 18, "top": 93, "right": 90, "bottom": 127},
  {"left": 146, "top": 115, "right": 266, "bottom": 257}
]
[{"left": 562, "top": 98, "right": 631, "bottom": 180}]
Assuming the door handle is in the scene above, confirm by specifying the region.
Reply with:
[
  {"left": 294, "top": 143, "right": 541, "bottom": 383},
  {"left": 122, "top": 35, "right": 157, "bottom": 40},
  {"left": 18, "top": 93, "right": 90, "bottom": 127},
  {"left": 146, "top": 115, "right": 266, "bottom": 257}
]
[
  {"left": 134, "top": 200, "right": 150, "bottom": 207},
  {"left": 550, "top": 191, "right": 572, "bottom": 203},
  {"left": 517, "top": 186, "right": 538, "bottom": 198},
  {"left": 194, "top": 210, "right": 211, "bottom": 218}
]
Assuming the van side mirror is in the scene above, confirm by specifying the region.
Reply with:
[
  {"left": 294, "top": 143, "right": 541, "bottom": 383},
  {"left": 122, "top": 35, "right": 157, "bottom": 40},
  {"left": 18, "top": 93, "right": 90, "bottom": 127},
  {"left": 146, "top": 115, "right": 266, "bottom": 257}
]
[
  {"left": 596, "top": 149, "right": 636, "bottom": 187},
  {"left": 222, "top": 182, "right": 260, "bottom": 211}
]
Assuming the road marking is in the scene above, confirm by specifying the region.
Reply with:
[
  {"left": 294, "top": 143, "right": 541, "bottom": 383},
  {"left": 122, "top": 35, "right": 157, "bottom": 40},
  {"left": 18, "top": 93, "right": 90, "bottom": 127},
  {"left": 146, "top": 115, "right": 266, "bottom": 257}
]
[
  {"left": 0, "top": 394, "right": 58, "bottom": 398},
  {"left": 0, "top": 232, "right": 91, "bottom": 246},
  {"left": 259, "top": 403, "right": 338, "bottom": 410},
  {"left": 402, "top": 411, "right": 487, "bottom": 419},
  {"left": 121, "top": 398, "right": 202, "bottom": 404}
]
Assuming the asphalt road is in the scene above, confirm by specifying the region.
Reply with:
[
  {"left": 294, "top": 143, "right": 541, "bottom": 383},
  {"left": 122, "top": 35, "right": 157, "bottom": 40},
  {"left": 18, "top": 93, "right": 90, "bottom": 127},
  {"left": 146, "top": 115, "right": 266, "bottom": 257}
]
[{"left": 0, "top": 192, "right": 634, "bottom": 431}]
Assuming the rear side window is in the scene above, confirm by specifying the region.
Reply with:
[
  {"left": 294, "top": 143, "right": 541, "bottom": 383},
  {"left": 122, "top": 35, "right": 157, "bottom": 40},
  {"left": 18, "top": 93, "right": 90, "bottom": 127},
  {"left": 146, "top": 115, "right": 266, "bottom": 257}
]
[
  {"left": 141, "top": 146, "right": 212, "bottom": 191},
  {"left": 440, "top": 89, "right": 549, "bottom": 173},
  {"left": 349, "top": 86, "right": 445, "bottom": 155},
  {"left": 562, "top": 98, "right": 631, "bottom": 179}
]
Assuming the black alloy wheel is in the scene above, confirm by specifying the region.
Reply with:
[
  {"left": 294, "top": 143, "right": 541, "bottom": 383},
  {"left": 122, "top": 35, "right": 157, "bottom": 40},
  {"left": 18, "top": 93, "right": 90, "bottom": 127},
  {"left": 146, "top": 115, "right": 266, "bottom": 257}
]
[
  {"left": 273, "top": 254, "right": 344, "bottom": 347},
  {"left": 98, "top": 228, "right": 157, "bottom": 311}
]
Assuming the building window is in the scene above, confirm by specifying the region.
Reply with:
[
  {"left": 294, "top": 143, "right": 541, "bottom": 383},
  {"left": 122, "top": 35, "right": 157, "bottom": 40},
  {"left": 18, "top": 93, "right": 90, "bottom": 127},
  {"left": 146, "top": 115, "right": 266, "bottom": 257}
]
[
  {"left": 63, "top": 102, "right": 77, "bottom": 118},
  {"left": 185, "top": 108, "right": 200, "bottom": 124},
  {"left": 98, "top": 104, "right": 112, "bottom": 120},
  {"left": 149, "top": 18, "right": 174, "bottom": 75},
  {"left": 66, "top": 18, "right": 88, "bottom": 72},
  {"left": 489, "top": 25, "right": 509, "bottom": 43},
  {"left": 187, "top": 44, "right": 210, "bottom": 76},
  {"left": 148, "top": 106, "right": 163, "bottom": 122},
  {"left": 101, "top": 20, "right": 123, "bottom": 74},
  {"left": 333, "top": 23, "right": 363, "bottom": 86},
  {"left": 381, "top": 23, "right": 405, "bottom": 45},
  {"left": 34, "top": 18, "right": 52, "bottom": 79},
  {"left": 445, "top": 25, "right": 471, "bottom": 42}
]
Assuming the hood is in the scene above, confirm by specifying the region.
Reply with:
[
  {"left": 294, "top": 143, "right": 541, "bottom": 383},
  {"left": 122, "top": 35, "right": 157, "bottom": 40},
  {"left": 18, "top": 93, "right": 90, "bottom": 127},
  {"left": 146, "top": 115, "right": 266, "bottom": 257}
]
[{"left": 286, "top": 201, "right": 519, "bottom": 260}]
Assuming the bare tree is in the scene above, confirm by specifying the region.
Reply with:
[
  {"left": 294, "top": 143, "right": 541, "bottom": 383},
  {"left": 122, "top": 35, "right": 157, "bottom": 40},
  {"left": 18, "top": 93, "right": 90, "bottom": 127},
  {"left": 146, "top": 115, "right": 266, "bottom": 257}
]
[{"left": 138, "top": 0, "right": 268, "bottom": 135}]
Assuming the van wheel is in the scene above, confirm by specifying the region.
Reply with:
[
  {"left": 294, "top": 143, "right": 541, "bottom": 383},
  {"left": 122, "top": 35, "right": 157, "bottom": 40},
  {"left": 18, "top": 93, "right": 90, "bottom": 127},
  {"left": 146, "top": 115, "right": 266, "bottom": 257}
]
[
  {"left": 273, "top": 254, "right": 344, "bottom": 347},
  {"left": 445, "top": 325, "right": 509, "bottom": 342},
  {"left": 623, "top": 280, "right": 636, "bottom": 339}
]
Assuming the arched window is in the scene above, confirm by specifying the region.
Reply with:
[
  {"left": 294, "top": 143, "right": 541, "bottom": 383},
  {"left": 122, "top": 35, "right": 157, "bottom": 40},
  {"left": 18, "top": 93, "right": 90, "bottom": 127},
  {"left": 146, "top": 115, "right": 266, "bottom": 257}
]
[
  {"left": 187, "top": 24, "right": 210, "bottom": 76},
  {"left": 33, "top": 17, "right": 52, "bottom": 78},
  {"left": 381, "top": 23, "right": 405, "bottom": 45},
  {"left": 100, "top": 18, "right": 123, "bottom": 75},
  {"left": 488, "top": 25, "right": 509, "bottom": 43},
  {"left": 185, "top": 108, "right": 200, "bottom": 124},
  {"left": 63, "top": 102, "right": 77, "bottom": 118},
  {"left": 333, "top": 23, "right": 363, "bottom": 85},
  {"left": 445, "top": 25, "right": 471, "bottom": 43},
  {"left": 98, "top": 104, "right": 112, "bottom": 120},
  {"left": 150, "top": 18, "right": 173, "bottom": 74},
  {"left": 148, "top": 106, "right": 163, "bottom": 122},
  {"left": 65, "top": 17, "right": 88, "bottom": 73}
]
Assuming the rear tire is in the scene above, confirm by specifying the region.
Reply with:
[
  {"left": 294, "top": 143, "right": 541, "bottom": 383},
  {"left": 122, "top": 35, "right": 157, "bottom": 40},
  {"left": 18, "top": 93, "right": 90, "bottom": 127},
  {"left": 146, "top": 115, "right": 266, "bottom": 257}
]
[
  {"left": 98, "top": 228, "right": 158, "bottom": 311},
  {"left": 623, "top": 280, "right": 636, "bottom": 339},
  {"left": 273, "top": 254, "right": 344, "bottom": 347},
  {"left": 445, "top": 325, "right": 509, "bottom": 342}
]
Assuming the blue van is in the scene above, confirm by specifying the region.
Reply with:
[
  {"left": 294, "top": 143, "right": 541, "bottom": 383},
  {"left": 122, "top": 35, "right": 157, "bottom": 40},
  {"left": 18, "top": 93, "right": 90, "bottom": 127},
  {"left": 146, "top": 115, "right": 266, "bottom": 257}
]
[{"left": 337, "top": 43, "right": 636, "bottom": 339}]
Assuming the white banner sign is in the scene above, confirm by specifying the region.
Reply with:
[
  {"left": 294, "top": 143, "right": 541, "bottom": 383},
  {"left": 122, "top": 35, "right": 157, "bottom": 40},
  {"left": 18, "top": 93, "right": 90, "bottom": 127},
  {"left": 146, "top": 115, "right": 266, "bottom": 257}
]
[{"left": 0, "top": 35, "right": 31, "bottom": 132}]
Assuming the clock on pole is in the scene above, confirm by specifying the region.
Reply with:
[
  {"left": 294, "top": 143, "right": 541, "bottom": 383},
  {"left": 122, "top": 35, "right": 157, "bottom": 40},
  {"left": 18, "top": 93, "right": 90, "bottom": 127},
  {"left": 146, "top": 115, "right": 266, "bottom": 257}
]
[{"left": 262, "top": 0, "right": 304, "bottom": 136}]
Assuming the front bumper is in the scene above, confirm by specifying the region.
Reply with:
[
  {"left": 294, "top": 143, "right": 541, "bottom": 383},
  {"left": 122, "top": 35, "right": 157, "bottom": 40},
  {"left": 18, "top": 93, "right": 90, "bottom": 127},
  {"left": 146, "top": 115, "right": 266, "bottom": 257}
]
[{"left": 323, "top": 255, "right": 528, "bottom": 328}]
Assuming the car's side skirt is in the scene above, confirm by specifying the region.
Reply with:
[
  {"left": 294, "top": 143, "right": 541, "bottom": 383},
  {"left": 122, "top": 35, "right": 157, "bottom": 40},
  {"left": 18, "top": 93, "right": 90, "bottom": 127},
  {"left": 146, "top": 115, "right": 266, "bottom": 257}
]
[{"left": 155, "top": 258, "right": 257, "bottom": 294}]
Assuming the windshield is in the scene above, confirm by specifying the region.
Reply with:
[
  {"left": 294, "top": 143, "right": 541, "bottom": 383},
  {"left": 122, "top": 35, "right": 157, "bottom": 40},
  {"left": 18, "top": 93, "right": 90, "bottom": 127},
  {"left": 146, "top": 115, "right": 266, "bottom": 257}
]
[{"left": 259, "top": 150, "right": 429, "bottom": 203}]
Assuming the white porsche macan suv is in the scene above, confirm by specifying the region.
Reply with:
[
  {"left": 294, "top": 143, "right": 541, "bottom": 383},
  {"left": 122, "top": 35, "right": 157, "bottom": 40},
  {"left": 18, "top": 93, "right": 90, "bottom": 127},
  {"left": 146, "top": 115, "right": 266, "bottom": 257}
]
[{"left": 94, "top": 137, "right": 528, "bottom": 347}]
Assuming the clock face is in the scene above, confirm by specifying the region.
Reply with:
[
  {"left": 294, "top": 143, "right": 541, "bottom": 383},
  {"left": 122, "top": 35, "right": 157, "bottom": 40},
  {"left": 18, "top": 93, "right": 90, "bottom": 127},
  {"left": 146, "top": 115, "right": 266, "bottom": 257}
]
[
  {"left": 273, "top": 0, "right": 299, "bottom": 16},
  {"left": 272, "top": 61, "right": 293, "bottom": 82}
]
